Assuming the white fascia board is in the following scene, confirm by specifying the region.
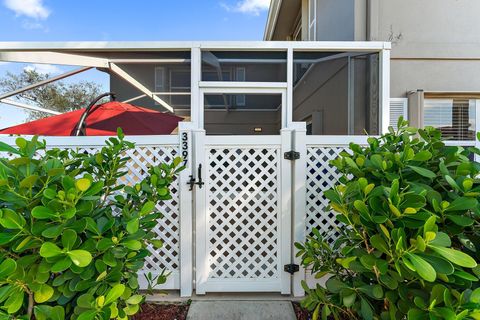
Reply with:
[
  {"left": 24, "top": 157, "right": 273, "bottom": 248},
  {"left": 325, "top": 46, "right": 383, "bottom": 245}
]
[
  {"left": 0, "top": 41, "right": 390, "bottom": 52},
  {"left": 264, "top": 0, "right": 282, "bottom": 40}
]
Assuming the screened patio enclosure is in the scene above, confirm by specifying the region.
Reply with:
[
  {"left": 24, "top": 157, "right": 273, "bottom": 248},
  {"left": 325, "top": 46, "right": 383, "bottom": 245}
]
[{"left": 0, "top": 41, "right": 391, "bottom": 297}]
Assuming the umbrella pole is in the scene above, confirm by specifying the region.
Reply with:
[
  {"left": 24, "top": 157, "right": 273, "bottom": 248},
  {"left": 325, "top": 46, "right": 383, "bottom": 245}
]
[{"left": 72, "top": 92, "right": 116, "bottom": 136}]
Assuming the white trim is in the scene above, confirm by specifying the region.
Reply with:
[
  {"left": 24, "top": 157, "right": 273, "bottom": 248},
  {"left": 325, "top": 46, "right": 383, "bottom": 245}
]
[
  {"left": 0, "top": 41, "right": 390, "bottom": 51},
  {"left": 0, "top": 135, "right": 178, "bottom": 146},
  {"left": 264, "top": 0, "right": 282, "bottom": 40},
  {"left": 199, "top": 81, "right": 287, "bottom": 89},
  {"left": 305, "top": 135, "right": 371, "bottom": 146},
  {"left": 204, "top": 135, "right": 281, "bottom": 146},
  {"left": 110, "top": 58, "right": 190, "bottom": 64},
  {"left": 379, "top": 48, "right": 391, "bottom": 134}
]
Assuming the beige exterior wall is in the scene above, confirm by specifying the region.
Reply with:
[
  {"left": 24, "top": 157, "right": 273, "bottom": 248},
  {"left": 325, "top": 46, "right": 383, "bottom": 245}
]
[{"left": 371, "top": 0, "right": 480, "bottom": 99}]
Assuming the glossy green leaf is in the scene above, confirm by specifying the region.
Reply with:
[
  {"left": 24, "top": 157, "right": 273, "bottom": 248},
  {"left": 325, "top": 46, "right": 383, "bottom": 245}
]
[
  {"left": 31, "top": 206, "right": 57, "bottom": 219},
  {"left": 61, "top": 229, "right": 77, "bottom": 250},
  {"left": 0, "top": 209, "right": 25, "bottom": 229},
  {"left": 429, "top": 245, "right": 477, "bottom": 268},
  {"left": 34, "top": 284, "right": 54, "bottom": 303},
  {"left": 407, "top": 165, "right": 436, "bottom": 179},
  {"left": 444, "top": 197, "right": 478, "bottom": 212},
  {"left": 67, "top": 250, "right": 92, "bottom": 267},
  {"left": 0, "top": 259, "right": 16, "bottom": 279},
  {"left": 406, "top": 253, "right": 436, "bottom": 282},
  {"left": 104, "top": 283, "right": 125, "bottom": 305},
  {"left": 39, "top": 242, "right": 63, "bottom": 258}
]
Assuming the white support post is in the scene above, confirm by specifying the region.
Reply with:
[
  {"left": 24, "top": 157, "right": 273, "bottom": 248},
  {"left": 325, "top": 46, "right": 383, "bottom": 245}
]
[
  {"left": 193, "top": 129, "right": 207, "bottom": 294},
  {"left": 280, "top": 128, "right": 293, "bottom": 294},
  {"left": 286, "top": 47, "right": 294, "bottom": 127},
  {"left": 178, "top": 122, "right": 194, "bottom": 297},
  {"left": 109, "top": 63, "right": 174, "bottom": 112},
  {"left": 379, "top": 45, "right": 391, "bottom": 134},
  {"left": 190, "top": 47, "right": 202, "bottom": 129},
  {"left": 291, "top": 122, "right": 307, "bottom": 297}
]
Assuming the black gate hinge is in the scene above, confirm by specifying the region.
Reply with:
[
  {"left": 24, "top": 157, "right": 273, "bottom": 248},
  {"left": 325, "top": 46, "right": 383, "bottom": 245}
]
[
  {"left": 284, "top": 150, "right": 300, "bottom": 160},
  {"left": 284, "top": 263, "right": 300, "bottom": 274}
]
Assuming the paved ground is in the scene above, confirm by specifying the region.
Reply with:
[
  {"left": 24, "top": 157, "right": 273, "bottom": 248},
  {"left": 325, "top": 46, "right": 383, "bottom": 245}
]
[{"left": 186, "top": 301, "right": 296, "bottom": 320}]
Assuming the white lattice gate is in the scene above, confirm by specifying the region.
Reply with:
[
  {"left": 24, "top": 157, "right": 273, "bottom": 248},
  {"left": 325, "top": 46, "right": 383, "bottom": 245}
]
[{"left": 194, "top": 134, "right": 292, "bottom": 294}]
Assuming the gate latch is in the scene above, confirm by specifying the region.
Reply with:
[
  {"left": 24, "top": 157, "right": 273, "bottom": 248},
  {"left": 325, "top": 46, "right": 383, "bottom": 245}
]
[
  {"left": 188, "top": 164, "right": 205, "bottom": 191},
  {"left": 284, "top": 150, "right": 300, "bottom": 160},
  {"left": 284, "top": 263, "right": 300, "bottom": 274}
]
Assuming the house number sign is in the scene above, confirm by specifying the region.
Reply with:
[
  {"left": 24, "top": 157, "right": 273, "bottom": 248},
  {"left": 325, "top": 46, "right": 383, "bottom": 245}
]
[{"left": 181, "top": 132, "right": 188, "bottom": 166}]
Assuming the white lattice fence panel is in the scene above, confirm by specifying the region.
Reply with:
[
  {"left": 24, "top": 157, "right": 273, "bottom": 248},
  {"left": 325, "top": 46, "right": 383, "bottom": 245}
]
[
  {"left": 122, "top": 146, "right": 180, "bottom": 275},
  {"left": 306, "top": 146, "right": 347, "bottom": 244},
  {"left": 206, "top": 147, "right": 280, "bottom": 279},
  {"left": 1, "top": 144, "right": 180, "bottom": 283}
]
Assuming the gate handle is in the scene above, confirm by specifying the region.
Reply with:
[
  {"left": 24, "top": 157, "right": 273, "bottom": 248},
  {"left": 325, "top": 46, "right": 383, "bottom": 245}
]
[{"left": 188, "top": 164, "right": 204, "bottom": 191}]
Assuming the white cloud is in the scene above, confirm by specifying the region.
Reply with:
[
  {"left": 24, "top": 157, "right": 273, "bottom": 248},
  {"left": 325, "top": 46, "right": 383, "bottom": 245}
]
[
  {"left": 222, "top": 0, "right": 271, "bottom": 16},
  {"left": 4, "top": 0, "right": 50, "bottom": 20},
  {"left": 24, "top": 64, "right": 62, "bottom": 75}
]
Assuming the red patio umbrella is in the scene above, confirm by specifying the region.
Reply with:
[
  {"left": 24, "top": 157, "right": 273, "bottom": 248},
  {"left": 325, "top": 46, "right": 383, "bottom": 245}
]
[{"left": 0, "top": 101, "right": 183, "bottom": 136}]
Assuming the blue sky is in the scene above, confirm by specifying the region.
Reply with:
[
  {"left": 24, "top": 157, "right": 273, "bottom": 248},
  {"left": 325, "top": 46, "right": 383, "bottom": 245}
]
[{"left": 0, "top": 0, "right": 270, "bottom": 127}]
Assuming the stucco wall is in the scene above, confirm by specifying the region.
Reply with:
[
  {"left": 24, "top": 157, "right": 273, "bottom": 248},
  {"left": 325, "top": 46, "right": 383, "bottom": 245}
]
[{"left": 373, "top": 0, "right": 480, "bottom": 98}]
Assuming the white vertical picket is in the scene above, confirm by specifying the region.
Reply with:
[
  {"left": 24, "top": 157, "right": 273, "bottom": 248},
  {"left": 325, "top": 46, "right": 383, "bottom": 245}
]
[
  {"left": 178, "top": 122, "right": 194, "bottom": 296},
  {"left": 280, "top": 128, "right": 293, "bottom": 294},
  {"left": 291, "top": 122, "right": 307, "bottom": 297},
  {"left": 193, "top": 129, "right": 207, "bottom": 294}
]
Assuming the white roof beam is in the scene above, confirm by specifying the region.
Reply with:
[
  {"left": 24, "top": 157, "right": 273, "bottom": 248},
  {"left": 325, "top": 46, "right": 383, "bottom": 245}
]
[
  {"left": 0, "top": 66, "right": 93, "bottom": 101},
  {"left": 1, "top": 99, "right": 61, "bottom": 115},
  {"left": 0, "top": 51, "right": 109, "bottom": 68},
  {"left": 109, "top": 63, "right": 174, "bottom": 113}
]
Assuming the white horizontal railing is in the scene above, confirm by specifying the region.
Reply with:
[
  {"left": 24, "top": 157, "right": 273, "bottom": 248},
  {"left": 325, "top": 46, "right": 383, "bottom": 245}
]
[{"left": 0, "top": 134, "right": 178, "bottom": 147}]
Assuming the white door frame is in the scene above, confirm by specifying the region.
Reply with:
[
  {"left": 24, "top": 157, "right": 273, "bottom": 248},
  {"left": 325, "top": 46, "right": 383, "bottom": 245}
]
[{"left": 193, "top": 86, "right": 291, "bottom": 294}]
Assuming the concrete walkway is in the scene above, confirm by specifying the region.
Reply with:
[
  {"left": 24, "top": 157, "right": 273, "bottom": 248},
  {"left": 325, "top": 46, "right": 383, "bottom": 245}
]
[{"left": 186, "top": 301, "right": 296, "bottom": 320}]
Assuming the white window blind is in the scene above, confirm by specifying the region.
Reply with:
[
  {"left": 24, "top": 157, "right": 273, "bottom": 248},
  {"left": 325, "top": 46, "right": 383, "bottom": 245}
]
[
  {"left": 389, "top": 98, "right": 408, "bottom": 130},
  {"left": 424, "top": 98, "right": 476, "bottom": 141}
]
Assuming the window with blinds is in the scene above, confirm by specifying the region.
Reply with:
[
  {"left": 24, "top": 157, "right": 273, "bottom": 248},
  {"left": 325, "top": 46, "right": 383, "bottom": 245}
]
[{"left": 424, "top": 99, "right": 476, "bottom": 141}]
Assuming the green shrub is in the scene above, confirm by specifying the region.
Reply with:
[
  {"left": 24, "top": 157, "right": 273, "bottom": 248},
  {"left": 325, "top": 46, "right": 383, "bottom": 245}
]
[
  {"left": 297, "top": 118, "right": 480, "bottom": 319},
  {"left": 0, "top": 129, "right": 183, "bottom": 319}
]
